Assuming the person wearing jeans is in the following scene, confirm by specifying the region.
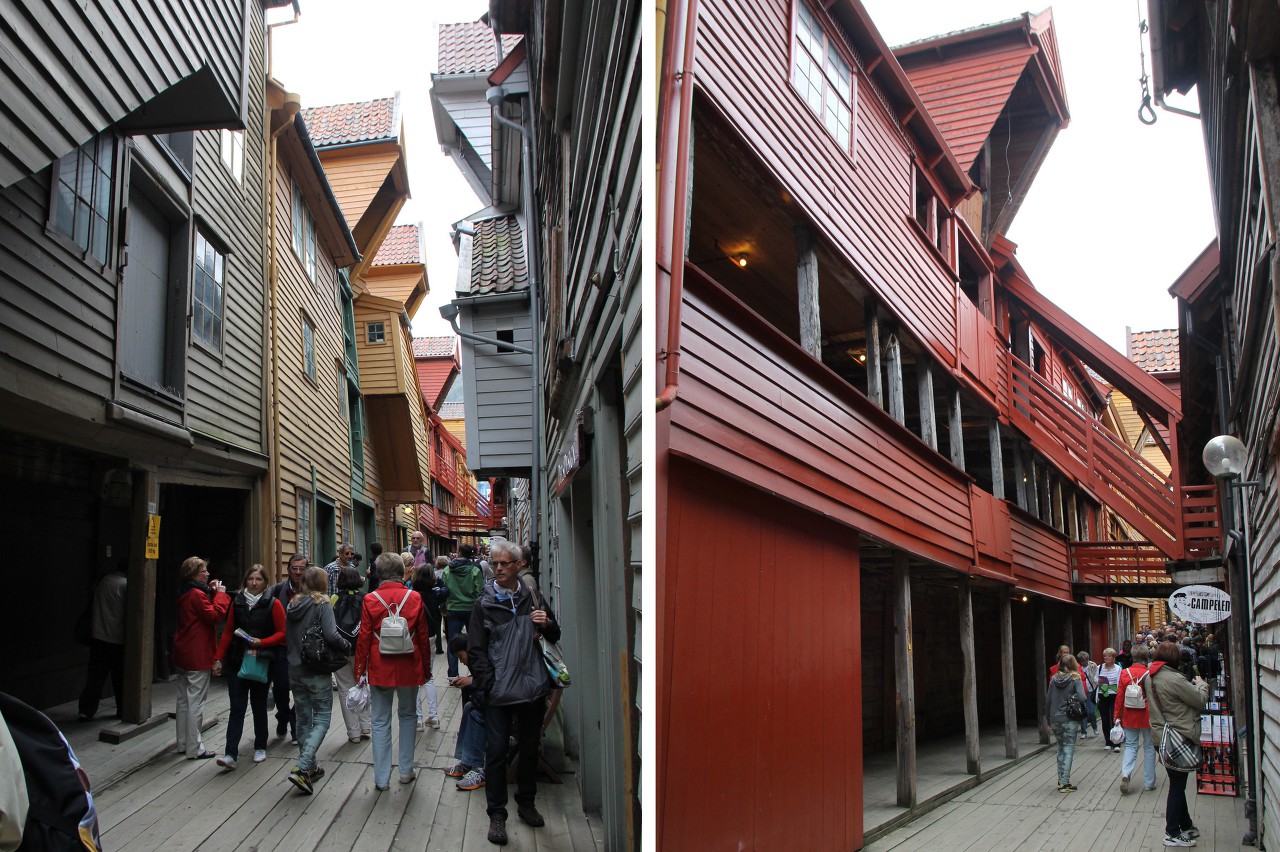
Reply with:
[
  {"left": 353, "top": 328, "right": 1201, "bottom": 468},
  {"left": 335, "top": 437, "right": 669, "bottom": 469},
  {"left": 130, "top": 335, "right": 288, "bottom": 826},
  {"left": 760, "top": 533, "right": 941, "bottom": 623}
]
[
  {"left": 284, "top": 567, "right": 350, "bottom": 794},
  {"left": 213, "top": 565, "right": 286, "bottom": 769},
  {"left": 370, "top": 685, "right": 418, "bottom": 788},
  {"left": 444, "top": 634, "right": 487, "bottom": 791},
  {"left": 1045, "top": 654, "right": 1088, "bottom": 791},
  {"left": 1115, "top": 645, "right": 1157, "bottom": 794},
  {"left": 1148, "top": 641, "right": 1210, "bottom": 846},
  {"left": 170, "top": 556, "right": 230, "bottom": 760},
  {"left": 443, "top": 545, "right": 484, "bottom": 679}
]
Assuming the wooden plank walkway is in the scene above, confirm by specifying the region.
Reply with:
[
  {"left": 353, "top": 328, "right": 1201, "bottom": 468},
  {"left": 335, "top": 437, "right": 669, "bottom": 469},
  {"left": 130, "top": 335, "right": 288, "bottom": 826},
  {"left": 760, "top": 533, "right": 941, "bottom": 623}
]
[
  {"left": 866, "top": 730, "right": 1249, "bottom": 851},
  {"left": 64, "top": 651, "right": 602, "bottom": 850}
]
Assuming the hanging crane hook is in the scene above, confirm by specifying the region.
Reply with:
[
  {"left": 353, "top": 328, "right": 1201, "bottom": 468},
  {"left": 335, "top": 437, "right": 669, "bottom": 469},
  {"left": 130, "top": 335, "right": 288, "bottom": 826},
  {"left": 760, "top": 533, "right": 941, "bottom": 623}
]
[
  {"left": 1139, "top": 88, "right": 1157, "bottom": 125},
  {"left": 1136, "top": 3, "right": 1157, "bottom": 125}
]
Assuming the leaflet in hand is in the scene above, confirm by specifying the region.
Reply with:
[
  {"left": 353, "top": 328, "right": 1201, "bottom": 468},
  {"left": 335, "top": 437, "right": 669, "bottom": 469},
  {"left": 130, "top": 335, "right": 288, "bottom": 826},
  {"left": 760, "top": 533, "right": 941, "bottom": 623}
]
[{"left": 235, "top": 628, "right": 256, "bottom": 643}]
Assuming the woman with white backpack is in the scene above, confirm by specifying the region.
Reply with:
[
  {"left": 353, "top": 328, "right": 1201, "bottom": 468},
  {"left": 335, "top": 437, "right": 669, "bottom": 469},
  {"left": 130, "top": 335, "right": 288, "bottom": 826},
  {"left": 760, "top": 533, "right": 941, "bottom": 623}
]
[
  {"left": 352, "top": 552, "right": 431, "bottom": 791},
  {"left": 1113, "top": 644, "right": 1157, "bottom": 794}
]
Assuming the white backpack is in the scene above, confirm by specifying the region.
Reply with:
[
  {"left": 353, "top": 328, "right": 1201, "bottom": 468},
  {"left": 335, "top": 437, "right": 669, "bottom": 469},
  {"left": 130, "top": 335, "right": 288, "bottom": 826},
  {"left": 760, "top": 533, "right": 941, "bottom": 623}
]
[
  {"left": 371, "top": 591, "right": 413, "bottom": 655},
  {"left": 1123, "top": 667, "right": 1148, "bottom": 709}
]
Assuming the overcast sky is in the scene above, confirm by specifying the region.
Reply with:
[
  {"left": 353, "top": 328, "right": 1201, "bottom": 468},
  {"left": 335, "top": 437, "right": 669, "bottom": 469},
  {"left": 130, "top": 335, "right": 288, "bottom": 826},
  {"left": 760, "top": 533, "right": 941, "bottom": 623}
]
[{"left": 272, "top": 0, "right": 1215, "bottom": 353}]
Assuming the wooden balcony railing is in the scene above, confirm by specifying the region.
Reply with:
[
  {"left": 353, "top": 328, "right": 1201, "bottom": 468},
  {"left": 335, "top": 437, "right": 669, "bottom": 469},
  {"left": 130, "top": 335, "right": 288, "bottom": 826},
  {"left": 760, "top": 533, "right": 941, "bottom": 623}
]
[
  {"left": 1180, "top": 484, "right": 1222, "bottom": 559},
  {"left": 1069, "top": 541, "right": 1170, "bottom": 585},
  {"left": 429, "top": 452, "right": 487, "bottom": 516}
]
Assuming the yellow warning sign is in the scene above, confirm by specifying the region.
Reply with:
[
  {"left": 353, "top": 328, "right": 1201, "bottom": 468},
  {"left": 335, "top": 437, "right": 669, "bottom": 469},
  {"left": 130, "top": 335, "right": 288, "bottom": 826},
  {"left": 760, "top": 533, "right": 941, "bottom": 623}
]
[{"left": 145, "top": 514, "right": 161, "bottom": 559}]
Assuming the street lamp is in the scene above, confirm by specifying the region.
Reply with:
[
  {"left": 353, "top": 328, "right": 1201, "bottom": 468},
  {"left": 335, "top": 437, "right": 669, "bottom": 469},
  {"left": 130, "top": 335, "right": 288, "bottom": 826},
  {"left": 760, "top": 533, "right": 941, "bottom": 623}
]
[{"left": 1203, "top": 434, "right": 1259, "bottom": 845}]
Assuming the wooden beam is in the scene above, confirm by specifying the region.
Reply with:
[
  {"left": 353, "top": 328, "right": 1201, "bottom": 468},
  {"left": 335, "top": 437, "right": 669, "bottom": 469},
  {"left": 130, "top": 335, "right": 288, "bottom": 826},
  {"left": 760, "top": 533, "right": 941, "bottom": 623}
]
[
  {"left": 1037, "top": 461, "right": 1051, "bottom": 524},
  {"left": 1051, "top": 477, "right": 1064, "bottom": 532},
  {"left": 950, "top": 390, "right": 965, "bottom": 471},
  {"left": 865, "top": 298, "right": 883, "bottom": 408},
  {"left": 1001, "top": 593, "right": 1019, "bottom": 759},
  {"left": 1066, "top": 492, "right": 1080, "bottom": 541},
  {"left": 893, "top": 552, "right": 917, "bottom": 807},
  {"left": 960, "top": 575, "right": 981, "bottom": 775},
  {"left": 1013, "top": 438, "right": 1027, "bottom": 510},
  {"left": 989, "top": 420, "right": 1004, "bottom": 500},
  {"left": 123, "top": 469, "right": 159, "bottom": 724},
  {"left": 917, "top": 360, "right": 937, "bottom": 450},
  {"left": 1064, "top": 610, "right": 1075, "bottom": 652},
  {"left": 1027, "top": 451, "right": 1040, "bottom": 517},
  {"left": 796, "top": 223, "right": 821, "bottom": 359},
  {"left": 886, "top": 333, "right": 905, "bottom": 424},
  {"left": 1034, "top": 599, "right": 1049, "bottom": 744}
]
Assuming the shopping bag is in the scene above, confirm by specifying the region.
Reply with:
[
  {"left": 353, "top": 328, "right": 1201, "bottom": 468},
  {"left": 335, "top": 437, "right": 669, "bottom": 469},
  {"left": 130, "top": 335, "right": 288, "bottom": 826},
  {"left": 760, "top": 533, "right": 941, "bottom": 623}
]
[{"left": 346, "top": 677, "right": 370, "bottom": 713}]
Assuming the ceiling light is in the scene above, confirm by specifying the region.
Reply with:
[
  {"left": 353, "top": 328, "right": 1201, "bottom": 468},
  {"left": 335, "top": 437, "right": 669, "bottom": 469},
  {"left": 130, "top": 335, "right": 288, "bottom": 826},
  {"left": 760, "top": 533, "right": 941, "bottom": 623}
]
[{"left": 735, "top": 254, "right": 748, "bottom": 268}]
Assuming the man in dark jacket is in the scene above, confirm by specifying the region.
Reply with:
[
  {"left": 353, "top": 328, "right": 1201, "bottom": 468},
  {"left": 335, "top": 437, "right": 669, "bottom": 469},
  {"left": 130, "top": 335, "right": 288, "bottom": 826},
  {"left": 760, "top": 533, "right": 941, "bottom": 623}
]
[
  {"left": 268, "top": 553, "right": 307, "bottom": 743},
  {"left": 467, "top": 541, "right": 560, "bottom": 846},
  {"left": 445, "top": 544, "right": 484, "bottom": 679}
]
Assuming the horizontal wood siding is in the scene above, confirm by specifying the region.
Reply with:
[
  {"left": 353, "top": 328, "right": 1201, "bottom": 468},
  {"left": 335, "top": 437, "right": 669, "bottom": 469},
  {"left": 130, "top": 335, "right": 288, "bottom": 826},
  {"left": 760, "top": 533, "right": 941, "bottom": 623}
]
[
  {"left": 1010, "top": 508, "right": 1071, "bottom": 602},
  {"left": 438, "top": 92, "right": 495, "bottom": 168},
  {"left": 400, "top": 321, "right": 431, "bottom": 497},
  {"left": 460, "top": 304, "right": 533, "bottom": 473},
  {"left": 674, "top": 268, "right": 973, "bottom": 569},
  {"left": 695, "top": 0, "right": 959, "bottom": 369},
  {"left": 320, "top": 147, "right": 397, "bottom": 229},
  {"left": 0, "top": 0, "right": 245, "bottom": 186},
  {"left": 354, "top": 304, "right": 400, "bottom": 395}
]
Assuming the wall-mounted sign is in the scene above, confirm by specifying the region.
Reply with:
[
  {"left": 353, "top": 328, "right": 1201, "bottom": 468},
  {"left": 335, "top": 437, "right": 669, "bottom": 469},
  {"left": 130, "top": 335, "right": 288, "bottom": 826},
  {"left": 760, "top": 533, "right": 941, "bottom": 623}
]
[
  {"left": 1169, "top": 584, "right": 1232, "bottom": 624},
  {"left": 145, "top": 514, "right": 161, "bottom": 560},
  {"left": 552, "top": 408, "right": 594, "bottom": 497}
]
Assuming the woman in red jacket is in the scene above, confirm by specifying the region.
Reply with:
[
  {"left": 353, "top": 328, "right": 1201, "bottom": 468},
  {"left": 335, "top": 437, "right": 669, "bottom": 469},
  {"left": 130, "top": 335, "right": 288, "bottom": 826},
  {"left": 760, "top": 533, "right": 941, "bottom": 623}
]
[
  {"left": 212, "top": 564, "right": 286, "bottom": 769},
  {"left": 170, "top": 556, "right": 230, "bottom": 759},
  {"left": 353, "top": 552, "right": 431, "bottom": 791}
]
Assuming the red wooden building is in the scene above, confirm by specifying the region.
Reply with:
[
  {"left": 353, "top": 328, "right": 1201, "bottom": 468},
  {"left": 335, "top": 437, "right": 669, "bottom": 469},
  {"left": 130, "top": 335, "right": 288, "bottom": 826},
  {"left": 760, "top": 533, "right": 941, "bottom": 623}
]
[{"left": 656, "top": 2, "right": 1218, "bottom": 847}]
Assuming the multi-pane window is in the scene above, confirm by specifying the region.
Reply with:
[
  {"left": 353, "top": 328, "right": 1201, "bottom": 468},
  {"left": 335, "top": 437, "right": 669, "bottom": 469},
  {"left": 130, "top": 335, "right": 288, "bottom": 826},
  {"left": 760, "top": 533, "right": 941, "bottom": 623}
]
[
  {"left": 342, "top": 507, "right": 352, "bottom": 549},
  {"left": 53, "top": 136, "right": 115, "bottom": 264},
  {"left": 303, "top": 316, "right": 316, "bottom": 382},
  {"left": 297, "top": 490, "right": 313, "bottom": 561},
  {"left": 337, "top": 361, "right": 349, "bottom": 416},
  {"left": 220, "top": 129, "right": 244, "bottom": 182},
  {"left": 291, "top": 180, "right": 316, "bottom": 281},
  {"left": 366, "top": 321, "right": 385, "bottom": 344},
  {"left": 792, "top": 2, "right": 854, "bottom": 153},
  {"left": 192, "top": 232, "right": 225, "bottom": 351}
]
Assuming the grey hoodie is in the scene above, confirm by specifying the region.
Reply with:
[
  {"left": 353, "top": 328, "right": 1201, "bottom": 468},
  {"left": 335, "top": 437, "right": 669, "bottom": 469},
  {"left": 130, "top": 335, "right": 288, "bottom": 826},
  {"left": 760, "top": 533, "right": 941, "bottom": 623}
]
[
  {"left": 1046, "top": 672, "right": 1087, "bottom": 724},
  {"left": 285, "top": 595, "right": 349, "bottom": 670}
]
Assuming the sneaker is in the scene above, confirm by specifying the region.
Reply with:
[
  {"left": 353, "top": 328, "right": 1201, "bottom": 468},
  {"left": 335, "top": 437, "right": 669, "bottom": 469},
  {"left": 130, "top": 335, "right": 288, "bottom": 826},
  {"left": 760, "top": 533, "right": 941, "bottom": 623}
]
[
  {"left": 1144, "top": 785, "right": 1157, "bottom": 791},
  {"left": 415, "top": 719, "right": 426, "bottom": 732},
  {"left": 1080, "top": 731, "right": 1088, "bottom": 739},
  {"left": 216, "top": 755, "right": 237, "bottom": 769},
  {"left": 375, "top": 783, "right": 389, "bottom": 792},
  {"left": 360, "top": 729, "right": 371, "bottom": 739},
  {"left": 1058, "top": 783, "right": 1077, "bottom": 792},
  {"left": 253, "top": 750, "right": 267, "bottom": 763},
  {"left": 288, "top": 769, "right": 313, "bottom": 795},
  {"left": 1163, "top": 834, "right": 1196, "bottom": 847},
  {"left": 1112, "top": 746, "right": 1121, "bottom": 752},
  {"left": 445, "top": 762, "right": 471, "bottom": 778},
  {"left": 1183, "top": 827, "right": 1201, "bottom": 839},
  {"left": 456, "top": 768, "right": 486, "bottom": 790},
  {"left": 487, "top": 814, "right": 508, "bottom": 845},
  {"left": 289, "top": 735, "right": 298, "bottom": 746},
  {"left": 1120, "top": 774, "right": 1131, "bottom": 794},
  {"left": 400, "top": 771, "right": 416, "bottom": 784},
  {"left": 517, "top": 805, "right": 545, "bottom": 827},
  {"left": 349, "top": 736, "right": 362, "bottom": 744},
  {"left": 190, "top": 750, "right": 217, "bottom": 760},
  {"left": 310, "top": 767, "right": 325, "bottom": 781},
  {"left": 426, "top": 716, "right": 440, "bottom": 729}
]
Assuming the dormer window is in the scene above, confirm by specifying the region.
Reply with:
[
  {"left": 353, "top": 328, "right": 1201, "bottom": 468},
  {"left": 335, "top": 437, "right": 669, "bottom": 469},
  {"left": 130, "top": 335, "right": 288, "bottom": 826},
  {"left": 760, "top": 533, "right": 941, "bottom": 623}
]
[{"left": 791, "top": 2, "right": 855, "bottom": 154}]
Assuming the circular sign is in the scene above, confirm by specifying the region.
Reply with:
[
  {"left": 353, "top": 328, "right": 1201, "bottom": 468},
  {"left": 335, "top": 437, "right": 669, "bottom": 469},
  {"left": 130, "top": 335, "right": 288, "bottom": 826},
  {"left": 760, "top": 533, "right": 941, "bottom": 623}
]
[{"left": 1169, "top": 584, "right": 1232, "bottom": 624}]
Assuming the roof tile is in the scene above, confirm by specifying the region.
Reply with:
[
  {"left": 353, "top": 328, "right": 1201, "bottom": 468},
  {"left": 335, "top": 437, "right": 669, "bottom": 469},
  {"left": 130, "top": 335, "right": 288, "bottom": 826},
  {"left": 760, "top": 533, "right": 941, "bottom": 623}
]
[
  {"left": 373, "top": 224, "right": 421, "bottom": 266},
  {"left": 413, "top": 336, "right": 457, "bottom": 358},
  {"left": 439, "top": 401, "right": 466, "bottom": 420},
  {"left": 467, "top": 215, "right": 527, "bottom": 295},
  {"left": 301, "top": 96, "right": 398, "bottom": 148},
  {"left": 438, "top": 21, "right": 522, "bottom": 76},
  {"left": 1128, "top": 329, "right": 1180, "bottom": 374}
]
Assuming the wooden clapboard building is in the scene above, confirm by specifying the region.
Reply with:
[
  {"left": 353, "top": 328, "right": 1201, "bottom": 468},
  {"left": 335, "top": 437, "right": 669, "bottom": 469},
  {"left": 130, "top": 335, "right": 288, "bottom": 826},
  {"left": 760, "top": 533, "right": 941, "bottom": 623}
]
[
  {"left": 1150, "top": 0, "right": 1280, "bottom": 842},
  {"left": 657, "top": 3, "right": 1217, "bottom": 846},
  {"left": 433, "top": 6, "right": 643, "bottom": 847},
  {"left": 0, "top": 0, "right": 282, "bottom": 717}
]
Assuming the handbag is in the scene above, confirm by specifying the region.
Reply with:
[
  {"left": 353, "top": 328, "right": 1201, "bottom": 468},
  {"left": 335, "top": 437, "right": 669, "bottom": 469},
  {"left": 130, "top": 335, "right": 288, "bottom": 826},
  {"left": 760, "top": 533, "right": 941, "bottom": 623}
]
[
  {"left": 1146, "top": 671, "right": 1203, "bottom": 772},
  {"left": 238, "top": 649, "right": 270, "bottom": 683},
  {"left": 301, "top": 608, "right": 348, "bottom": 674},
  {"left": 526, "top": 583, "right": 570, "bottom": 686},
  {"left": 1062, "top": 685, "right": 1087, "bottom": 722}
]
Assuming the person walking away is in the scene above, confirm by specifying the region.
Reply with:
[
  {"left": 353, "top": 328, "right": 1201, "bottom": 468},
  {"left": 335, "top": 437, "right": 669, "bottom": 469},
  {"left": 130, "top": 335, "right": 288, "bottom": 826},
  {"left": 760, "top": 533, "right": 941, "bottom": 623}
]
[
  {"left": 170, "top": 556, "right": 230, "bottom": 759},
  {"left": 331, "top": 566, "right": 370, "bottom": 743},
  {"left": 78, "top": 563, "right": 127, "bottom": 721},
  {"left": 445, "top": 633, "right": 487, "bottom": 792},
  {"left": 353, "top": 553, "right": 431, "bottom": 791},
  {"left": 213, "top": 565, "right": 285, "bottom": 769},
  {"left": 412, "top": 564, "right": 441, "bottom": 731},
  {"left": 445, "top": 544, "right": 484, "bottom": 680},
  {"left": 284, "top": 567, "right": 350, "bottom": 793},
  {"left": 1046, "top": 653, "right": 1087, "bottom": 792},
  {"left": 1096, "top": 647, "right": 1122, "bottom": 752},
  {"left": 1115, "top": 644, "right": 1157, "bottom": 794},
  {"left": 1077, "top": 651, "right": 1099, "bottom": 739},
  {"left": 268, "top": 554, "right": 307, "bottom": 744},
  {"left": 1148, "top": 641, "right": 1210, "bottom": 847},
  {"left": 468, "top": 540, "right": 561, "bottom": 845},
  {"left": 427, "top": 556, "right": 450, "bottom": 655}
]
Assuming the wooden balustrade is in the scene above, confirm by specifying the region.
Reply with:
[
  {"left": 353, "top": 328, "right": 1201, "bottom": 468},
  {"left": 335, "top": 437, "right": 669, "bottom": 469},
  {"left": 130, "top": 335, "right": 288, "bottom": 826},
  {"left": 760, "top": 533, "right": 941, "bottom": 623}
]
[{"left": 1069, "top": 540, "right": 1170, "bottom": 585}]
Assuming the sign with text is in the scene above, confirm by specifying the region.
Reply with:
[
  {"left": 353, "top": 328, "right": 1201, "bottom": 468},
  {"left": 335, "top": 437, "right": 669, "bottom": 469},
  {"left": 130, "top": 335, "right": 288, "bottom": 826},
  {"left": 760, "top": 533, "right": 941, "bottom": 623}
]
[
  {"left": 1169, "top": 584, "right": 1232, "bottom": 623},
  {"left": 145, "top": 514, "right": 161, "bottom": 560}
]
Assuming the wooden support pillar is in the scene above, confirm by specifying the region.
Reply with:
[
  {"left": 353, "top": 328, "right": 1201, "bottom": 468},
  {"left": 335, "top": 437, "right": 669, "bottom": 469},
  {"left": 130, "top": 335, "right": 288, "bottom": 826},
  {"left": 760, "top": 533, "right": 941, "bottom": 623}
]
[
  {"left": 123, "top": 469, "right": 159, "bottom": 724},
  {"left": 917, "top": 360, "right": 937, "bottom": 450},
  {"left": 886, "top": 333, "right": 905, "bottom": 424},
  {"left": 1034, "top": 598, "right": 1049, "bottom": 743},
  {"left": 1037, "top": 461, "right": 1051, "bottom": 523},
  {"left": 1000, "top": 593, "right": 1019, "bottom": 759},
  {"left": 1013, "top": 439, "right": 1027, "bottom": 510},
  {"left": 796, "top": 224, "right": 821, "bottom": 359},
  {"left": 959, "top": 575, "right": 981, "bottom": 775},
  {"left": 1064, "top": 611, "right": 1075, "bottom": 652},
  {"left": 1066, "top": 493, "right": 1079, "bottom": 541},
  {"left": 865, "top": 298, "right": 883, "bottom": 408},
  {"left": 949, "top": 390, "right": 965, "bottom": 471},
  {"left": 893, "top": 552, "right": 917, "bottom": 807},
  {"left": 1051, "top": 478, "right": 1064, "bottom": 532},
  {"left": 1027, "top": 452, "right": 1040, "bottom": 517},
  {"left": 988, "top": 420, "right": 1004, "bottom": 500}
]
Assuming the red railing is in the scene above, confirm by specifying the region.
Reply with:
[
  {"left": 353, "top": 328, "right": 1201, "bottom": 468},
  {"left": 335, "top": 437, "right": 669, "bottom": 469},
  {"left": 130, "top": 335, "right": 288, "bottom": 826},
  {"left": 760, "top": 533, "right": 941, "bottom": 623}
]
[
  {"left": 1069, "top": 540, "right": 1170, "bottom": 585},
  {"left": 429, "top": 451, "right": 488, "bottom": 517},
  {"left": 1180, "top": 484, "right": 1222, "bottom": 559}
]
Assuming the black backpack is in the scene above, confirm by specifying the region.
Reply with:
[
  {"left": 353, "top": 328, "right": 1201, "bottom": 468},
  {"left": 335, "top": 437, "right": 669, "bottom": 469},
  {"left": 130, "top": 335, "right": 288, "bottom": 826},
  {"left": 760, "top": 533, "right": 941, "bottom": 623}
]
[
  {"left": 1063, "top": 686, "right": 1087, "bottom": 721},
  {"left": 332, "top": 591, "right": 363, "bottom": 645},
  {"left": 301, "top": 608, "right": 347, "bottom": 674}
]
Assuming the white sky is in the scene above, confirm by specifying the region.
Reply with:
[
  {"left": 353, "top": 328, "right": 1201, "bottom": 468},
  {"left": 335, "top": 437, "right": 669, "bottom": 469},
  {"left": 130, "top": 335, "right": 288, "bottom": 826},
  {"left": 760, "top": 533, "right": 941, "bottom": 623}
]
[{"left": 271, "top": 0, "right": 1216, "bottom": 353}]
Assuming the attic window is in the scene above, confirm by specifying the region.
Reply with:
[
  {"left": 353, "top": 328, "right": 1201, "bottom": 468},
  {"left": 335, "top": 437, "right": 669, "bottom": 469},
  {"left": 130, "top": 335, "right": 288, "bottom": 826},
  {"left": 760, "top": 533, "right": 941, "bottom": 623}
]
[
  {"left": 367, "top": 321, "right": 385, "bottom": 344},
  {"left": 791, "top": 2, "right": 855, "bottom": 155},
  {"left": 495, "top": 328, "right": 515, "bottom": 354}
]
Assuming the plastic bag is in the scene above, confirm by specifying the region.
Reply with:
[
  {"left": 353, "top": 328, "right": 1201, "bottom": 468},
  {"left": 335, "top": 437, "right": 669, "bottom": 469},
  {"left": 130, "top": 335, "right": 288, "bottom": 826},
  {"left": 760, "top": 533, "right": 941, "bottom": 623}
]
[
  {"left": 346, "top": 677, "right": 370, "bottom": 713},
  {"left": 1110, "top": 722, "right": 1125, "bottom": 745}
]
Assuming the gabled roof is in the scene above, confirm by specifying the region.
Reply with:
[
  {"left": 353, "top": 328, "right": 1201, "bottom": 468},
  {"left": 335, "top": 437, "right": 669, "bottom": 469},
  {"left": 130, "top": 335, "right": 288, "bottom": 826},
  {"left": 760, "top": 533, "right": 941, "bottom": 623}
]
[
  {"left": 460, "top": 214, "right": 528, "bottom": 295},
  {"left": 1168, "top": 241, "right": 1219, "bottom": 303},
  {"left": 438, "top": 21, "right": 522, "bottom": 76},
  {"left": 373, "top": 224, "right": 421, "bottom": 266},
  {"left": 413, "top": 336, "right": 456, "bottom": 358},
  {"left": 1128, "top": 329, "right": 1180, "bottom": 374},
  {"left": 301, "top": 96, "right": 399, "bottom": 148},
  {"left": 440, "top": 401, "right": 466, "bottom": 420}
]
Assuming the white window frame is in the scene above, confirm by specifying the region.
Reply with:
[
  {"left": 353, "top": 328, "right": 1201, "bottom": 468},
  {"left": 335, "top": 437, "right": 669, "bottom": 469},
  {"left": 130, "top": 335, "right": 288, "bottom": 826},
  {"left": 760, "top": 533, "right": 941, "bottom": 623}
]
[
  {"left": 302, "top": 315, "right": 316, "bottom": 383},
  {"left": 291, "top": 179, "right": 317, "bottom": 282},
  {"left": 790, "top": 2, "right": 856, "bottom": 156},
  {"left": 219, "top": 129, "right": 244, "bottom": 183},
  {"left": 192, "top": 230, "right": 226, "bottom": 353}
]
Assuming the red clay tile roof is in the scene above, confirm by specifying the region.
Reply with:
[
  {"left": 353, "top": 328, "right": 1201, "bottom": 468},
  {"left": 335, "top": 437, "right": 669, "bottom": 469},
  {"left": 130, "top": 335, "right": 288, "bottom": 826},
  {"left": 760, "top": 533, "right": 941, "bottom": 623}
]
[
  {"left": 468, "top": 215, "right": 527, "bottom": 295},
  {"left": 1128, "top": 329, "right": 1180, "bottom": 374},
  {"left": 439, "top": 401, "right": 465, "bottom": 420},
  {"left": 373, "top": 224, "right": 421, "bottom": 266},
  {"left": 438, "top": 21, "right": 522, "bottom": 75},
  {"left": 413, "top": 336, "right": 457, "bottom": 358},
  {"left": 301, "top": 96, "right": 398, "bottom": 148}
]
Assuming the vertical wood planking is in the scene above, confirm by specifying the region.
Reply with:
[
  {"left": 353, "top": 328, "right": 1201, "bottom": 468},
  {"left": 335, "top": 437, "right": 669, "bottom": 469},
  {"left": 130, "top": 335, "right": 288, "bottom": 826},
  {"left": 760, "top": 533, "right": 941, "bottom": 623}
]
[
  {"left": 1013, "top": 437, "right": 1027, "bottom": 509},
  {"left": 959, "top": 573, "right": 980, "bottom": 775},
  {"left": 1000, "top": 592, "right": 1019, "bottom": 758},
  {"left": 893, "top": 551, "right": 916, "bottom": 807}
]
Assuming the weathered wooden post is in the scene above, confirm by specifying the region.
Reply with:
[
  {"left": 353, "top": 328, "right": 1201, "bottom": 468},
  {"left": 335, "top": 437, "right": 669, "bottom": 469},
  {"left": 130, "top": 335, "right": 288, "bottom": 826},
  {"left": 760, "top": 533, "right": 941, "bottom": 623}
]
[
  {"left": 886, "top": 333, "right": 905, "bottom": 425},
  {"left": 796, "top": 224, "right": 821, "bottom": 359},
  {"left": 1001, "top": 593, "right": 1019, "bottom": 759},
  {"left": 988, "top": 420, "right": 1004, "bottom": 500},
  {"left": 1035, "top": 598, "right": 1049, "bottom": 744},
  {"left": 865, "top": 298, "right": 882, "bottom": 408},
  {"left": 950, "top": 390, "right": 965, "bottom": 471},
  {"left": 918, "top": 360, "right": 937, "bottom": 450},
  {"left": 893, "top": 552, "right": 917, "bottom": 807},
  {"left": 960, "top": 574, "right": 980, "bottom": 775},
  {"left": 123, "top": 468, "right": 159, "bottom": 724}
]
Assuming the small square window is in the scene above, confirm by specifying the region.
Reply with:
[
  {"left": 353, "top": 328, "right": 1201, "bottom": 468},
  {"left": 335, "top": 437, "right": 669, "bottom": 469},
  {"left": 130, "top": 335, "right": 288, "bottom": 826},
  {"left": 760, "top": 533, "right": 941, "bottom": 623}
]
[
  {"left": 367, "top": 321, "right": 385, "bottom": 344},
  {"left": 303, "top": 316, "right": 316, "bottom": 382}
]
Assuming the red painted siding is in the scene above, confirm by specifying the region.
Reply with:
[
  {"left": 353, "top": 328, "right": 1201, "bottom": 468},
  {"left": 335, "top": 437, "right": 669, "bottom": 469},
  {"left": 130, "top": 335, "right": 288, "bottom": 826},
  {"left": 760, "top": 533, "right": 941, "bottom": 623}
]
[
  {"left": 695, "top": 0, "right": 961, "bottom": 369},
  {"left": 415, "top": 359, "right": 455, "bottom": 411},
  {"left": 661, "top": 459, "right": 862, "bottom": 850},
  {"left": 1011, "top": 508, "right": 1072, "bottom": 601},
  {"left": 674, "top": 267, "right": 975, "bottom": 570}
]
